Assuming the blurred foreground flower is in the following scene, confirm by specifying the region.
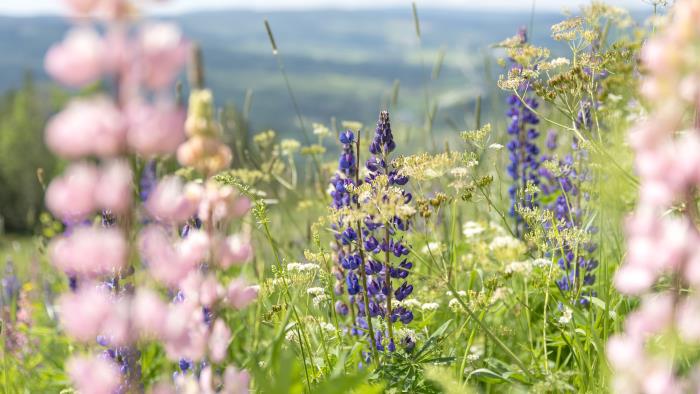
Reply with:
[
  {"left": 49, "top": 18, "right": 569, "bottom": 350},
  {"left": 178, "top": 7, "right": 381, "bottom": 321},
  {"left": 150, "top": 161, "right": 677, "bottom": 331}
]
[
  {"left": 610, "top": 1, "right": 700, "bottom": 392},
  {"left": 44, "top": 0, "right": 255, "bottom": 391}
]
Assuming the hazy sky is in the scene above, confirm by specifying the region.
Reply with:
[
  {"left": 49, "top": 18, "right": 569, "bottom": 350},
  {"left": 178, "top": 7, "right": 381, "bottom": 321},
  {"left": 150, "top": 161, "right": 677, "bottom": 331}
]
[{"left": 0, "top": 0, "right": 651, "bottom": 15}]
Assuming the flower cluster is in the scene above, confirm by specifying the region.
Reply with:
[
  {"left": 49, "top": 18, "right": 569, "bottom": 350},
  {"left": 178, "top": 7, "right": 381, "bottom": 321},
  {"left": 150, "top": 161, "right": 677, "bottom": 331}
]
[
  {"left": 504, "top": 28, "right": 542, "bottom": 238},
  {"left": 177, "top": 89, "right": 233, "bottom": 177},
  {"left": 329, "top": 128, "right": 358, "bottom": 314},
  {"left": 609, "top": 1, "right": 700, "bottom": 391},
  {"left": 330, "top": 130, "right": 357, "bottom": 210},
  {"left": 1, "top": 261, "right": 33, "bottom": 356},
  {"left": 538, "top": 133, "right": 598, "bottom": 307},
  {"left": 328, "top": 128, "right": 379, "bottom": 353},
  {"left": 362, "top": 111, "right": 415, "bottom": 352},
  {"left": 326, "top": 111, "right": 416, "bottom": 357},
  {"left": 43, "top": 1, "right": 255, "bottom": 392}
]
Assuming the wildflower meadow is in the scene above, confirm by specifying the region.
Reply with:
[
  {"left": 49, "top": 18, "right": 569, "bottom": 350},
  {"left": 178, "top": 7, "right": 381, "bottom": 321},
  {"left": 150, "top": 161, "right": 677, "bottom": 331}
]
[{"left": 1, "top": 0, "right": 698, "bottom": 392}]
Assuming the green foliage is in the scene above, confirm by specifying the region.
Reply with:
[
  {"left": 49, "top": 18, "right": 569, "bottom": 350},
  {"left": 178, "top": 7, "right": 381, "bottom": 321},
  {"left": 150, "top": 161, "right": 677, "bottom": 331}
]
[{"left": 0, "top": 72, "right": 61, "bottom": 233}]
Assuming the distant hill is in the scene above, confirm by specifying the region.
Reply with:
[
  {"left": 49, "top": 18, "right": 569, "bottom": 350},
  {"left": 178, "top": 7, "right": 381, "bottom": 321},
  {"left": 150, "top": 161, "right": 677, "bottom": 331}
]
[{"left": 0, "top": 9, "right": 606, "bottom": 135}]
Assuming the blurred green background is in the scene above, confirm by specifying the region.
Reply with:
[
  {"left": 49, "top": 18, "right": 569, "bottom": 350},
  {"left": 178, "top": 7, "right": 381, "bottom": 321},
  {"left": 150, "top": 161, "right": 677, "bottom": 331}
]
[{"left": 0, "top": 8, "right": 644, "bottom": 233}]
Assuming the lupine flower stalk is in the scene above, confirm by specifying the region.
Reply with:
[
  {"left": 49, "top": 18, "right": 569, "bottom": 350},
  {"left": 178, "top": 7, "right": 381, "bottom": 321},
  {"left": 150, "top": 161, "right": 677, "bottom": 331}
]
[
  {"left": 363, "top": 111, "right": 414, "bottom": 351},
  {"left": 505, "top": 28, "right": 542, "bottom": 238},
  {"left": 329, "top": 129, "right": 357, "bottom": 319},
  {"left": 609, "top": 1, "right": 700, "bottom": 391},
  {"left": 43, "top": 0, "right": 255, "bottom": 392},
  {"left": 1, "top": 260, "right": 32, "bottom": 356},
  {"left": 539, "top": 133, "right": 598, "bottom": 307},
  {"left": 330, "top": 128, "right": 379, "bottom": 360}
]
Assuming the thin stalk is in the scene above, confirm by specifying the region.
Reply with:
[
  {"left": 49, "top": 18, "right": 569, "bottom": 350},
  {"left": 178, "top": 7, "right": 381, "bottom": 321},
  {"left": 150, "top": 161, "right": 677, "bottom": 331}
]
[
  {"left": 513, "top": 89, "right": 638, "bottom": 186},
  {"left": 313, "top": 316, "right": 334, "bottom": 373},
  {"left": 380, "top": 149, "right": 395, "bottom": 344},
  {"left": 384, "top": 224, "right": 394, "bottom": 343},
  {"left": 476, "top": 184, "right": 517, "bottom": 239},
  {"left": 412, "top": 2, "right": 436, "bottom": 151},
  {"left": 259, "top": 210, "right": 313, "bottom": 392},
  {"left": 474, "top": 95, "right": 482, "bottom": 130},
  {"left": 356, "top": 222, "right": 380, "bottom": 363},
  {"left": 263, "top": 20, "right": 309, "bottom": 146},
  {"left": 263, "top": 19, "right": 324, "bottom": 193},
  {"left": 459, "top": 309, "right": 487, "bottom": 384},
  {"left": 320, "top": 240, "right": 341, "bottom": 337},
  {"left": 445, "top": 281, "right": 533, "bottom": 381}
]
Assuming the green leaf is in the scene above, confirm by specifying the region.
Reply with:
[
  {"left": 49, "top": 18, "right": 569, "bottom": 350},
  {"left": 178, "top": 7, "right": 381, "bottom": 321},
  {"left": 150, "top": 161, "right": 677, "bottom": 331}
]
[{"left": 467, "top": 368, "right": 508, "bottom": 384}]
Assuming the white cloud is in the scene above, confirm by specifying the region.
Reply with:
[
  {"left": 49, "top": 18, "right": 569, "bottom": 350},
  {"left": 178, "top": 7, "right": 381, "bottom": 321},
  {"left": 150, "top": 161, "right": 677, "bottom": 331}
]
[{"left": 0, "top": 0, "right": 653, "bottom": 15}]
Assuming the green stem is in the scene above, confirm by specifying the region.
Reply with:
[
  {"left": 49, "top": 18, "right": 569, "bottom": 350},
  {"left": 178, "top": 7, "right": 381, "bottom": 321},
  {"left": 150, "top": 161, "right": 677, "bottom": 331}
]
[
  {"left": 354, "top": 132, "right": 380, "bottom": 364},
  {"left": 259, "top": 210, "right": 313, "bottom": 392},
  {"left": 444, "top": 281, "right": 533, "bottom": 381}
]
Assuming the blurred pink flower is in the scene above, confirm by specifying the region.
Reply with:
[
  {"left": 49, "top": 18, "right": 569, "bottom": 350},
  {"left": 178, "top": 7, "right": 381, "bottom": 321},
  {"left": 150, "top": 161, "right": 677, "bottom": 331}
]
[
  {"left": 679, "top": 75, "right": 700, "bottom": 104},
  {"left": 223, "top": 366, "right": 251, "bottom": 394},
  {"left": 95, "top": 159, "right": 133, "bottom": 214},
  {"left": 96, "top": 0, "right": 132, "bottom": 21},
  {"left": 638, "top": 78, "right": 661, "bottom": 100},
  {"left": 67, "top": 355, "right": 121, "bottom": 394},
  {"left": 150, "top": 382, "right": 176, "bottom": 394},
  {"left": 642, "top": 362, "right": 680, "bottom": 394},
  {"left": 45, "top": 27, "right": 105, "bottom": 87},
  {"left": 634, "top": 146, "right": 672, "bottom": 183},
  {"left": 176, "top": 230, "right": 210, "bottom": 266},
  {"left": 639, "top": 181, "right": 674, "bottom": 207},
  {"left": 102, "top": 298, "right": 133, "bottom": 345},
  {"left": 676, "top": 132, "right": 700, "bottom": 184},
  {"left": 45, "top": 96, "right": 127, "bottom": 159},
  {"left": 139, "top": 226, "right": 191, "bottom": 287},
  {"left": 624, "top": 294, "right": 674, "bottom": 339},
  {"left": 231, "top": 197, "right": 252, "bottom": 218},
  {"left": 199, "top": 366, "right": 216, "bottom": 394},
  {"left": 208, "top": 319, "right": 231, "bottom": 362},
  {"left": 677, "top": 297, "right": 700, "bottom": 342},
  {"left": 163, "top": 301, "right": 209, "bottom": 361},
  {"left": 62, "top": 0, "right": 100, "bottom": 14},
  {"left": 622, "top": 217, "right": 693, "bottom": 275},
  {"left": 657, "top": 218, "right": 695, "bottom": 270},
  {"left": 625, "top": 236, "right": 660, "bottom": 271},
  {"left": 606, "top": 335, "right": 643, "bottom": 370},
  {"left": 628, "top": 120, "right": 667, "bottom": 152},
  {"left": 198, "top": 275, "right": 223, "bottom": 307},
  {"left": 611, "top": 3, "right": 700, "bottom": 389},
  {"left": 45, "top": 162, "right": 99, "bottom": 221},
  {"left": 163, "top": 300, "right": 198, "bottom": 341},
  {"left": 641, "top": 38, "right": 674, "bottom": 75},
  {"left": 103, "top": 27, "right": 132, "bottom": 75},
  {"left": 58, "top": 285, "right": 111, "bottom": 342},
  {"left": 225, "top": 278, "right": 257, "bottom": 310},
  {"left": 145, "top": 177, "right": 201, "bottom": 224},
  {"left": 133, "top": 289, "right": 168, "bottom": 339},
  {"left": 50, "top": 227, "right": 127, "bottom": 278},
  {"left": 139, "top": 225, "right": 207, "bottom": 287},
  {"left": 127, "top": 101, "right": 186, "bottom": 156},
  {"left": 198, "top": 184, "right": 250, "bottom": 224},
  {"left": 217, "top": 235, "right": 253, "bottom": 268},
  {"left": 613, "top": 264, "right": 655, "bottom": 296},
  {"left": 684, "top": 250, "right": 700, "bottom": 286},
  {"left": 139, "top": 23, "right": 189, "bottom": 90},
  {"left": 179, "top": 271, "right": 221, "bottom": 307}
]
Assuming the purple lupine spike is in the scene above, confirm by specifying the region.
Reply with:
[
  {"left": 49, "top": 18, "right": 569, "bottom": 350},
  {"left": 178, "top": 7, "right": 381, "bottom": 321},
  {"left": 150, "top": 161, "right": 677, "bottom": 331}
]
[
  {"left": 540, "top": 123, "right": 598, "bottom": 307},
  {"left": 363, "top": 110, "right": 415, "bottom": 351},
  {"left": 504, "top": 27, "right": 542, "bottom": 238}
]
